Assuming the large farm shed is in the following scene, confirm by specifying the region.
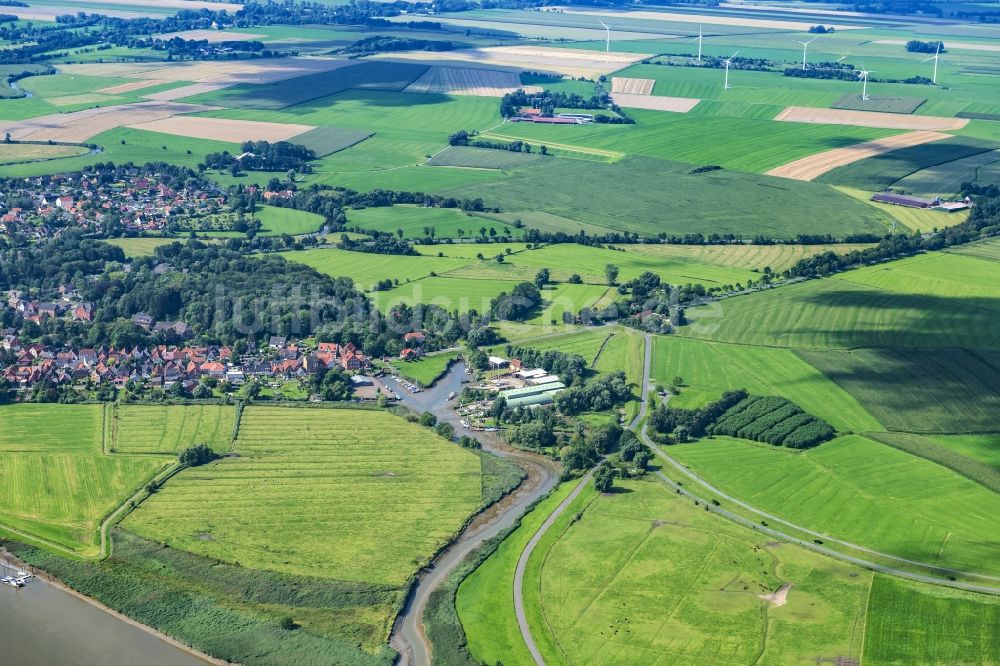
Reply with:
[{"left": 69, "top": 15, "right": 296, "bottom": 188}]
[
  {"left": 501, "top": 381, "right": 566, "bottom": 408},
  {"left": 871, "top": 192, "right": 939, "bottom": 208}
]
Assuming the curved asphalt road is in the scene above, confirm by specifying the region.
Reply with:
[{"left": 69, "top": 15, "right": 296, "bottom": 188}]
[{"left": 389, "top": 361, "right": 560, "bottom": 666}]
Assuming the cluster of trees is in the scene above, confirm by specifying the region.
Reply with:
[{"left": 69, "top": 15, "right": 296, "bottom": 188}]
[
  {"left": 905, "top": 40, "right": 945, "bottom": 53},
  {"left": 783, "top": 65, "right": 860, "bottom": 81},
  {"left": 808, "top": 25, "right": 836, "bottom": 33},
  {"left": 307, "top": 366, "right": 354, "bottom": 401},
  {"left": 336, "top": 232, "right": 417, "bottom": 256},
  {"left": 179, "top": 444, "right": 218, "bottom": 467},
  {"left": 502, "top": 345, "right": 588, "bottom": 385},
  {"left": 204, "top": 141, "right": 316, "bottom": 175},
  {"left": 650, "top": 389, "right": 748, "bottom": 442},
  {"left": 499, "top": 89, "right": 611, "bottom": 117},
  {"left": 489, "top": 282, "right": 542, "bottom": 321},
  {"left": 553, "top": 371, "right": 631, "bottom": 415},
  {"left": 337, "top": 35, "right": 454, "bottom": 56},
  {"left": 448, "top": 130, "right": 547, "bottom": 154},
  {"left": 711, "top": 395, "right": 835, "bottom": 449},
  {"left": 784, "top": 193, "right": 1000, "bottom": 278}
]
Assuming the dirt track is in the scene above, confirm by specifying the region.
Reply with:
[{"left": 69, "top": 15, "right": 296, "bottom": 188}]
[{"left": 766, "top": 130, "right": 950, "bottom": 180}]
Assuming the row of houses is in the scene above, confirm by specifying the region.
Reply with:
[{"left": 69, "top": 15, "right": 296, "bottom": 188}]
[
  {"left": 7, "top": 286, "right": 95, "bottom": 325},
  {"left": 0, "top": 338, "right": 371, "bottom": 391}
]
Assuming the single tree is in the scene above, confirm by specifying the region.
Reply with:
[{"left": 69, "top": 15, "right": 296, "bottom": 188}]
[{"left": 604, "top": 264, "right": 619, "bottom": 286}]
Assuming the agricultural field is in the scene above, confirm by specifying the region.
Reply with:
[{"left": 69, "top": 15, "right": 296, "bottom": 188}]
[
  {"left": 521, "top": 478, "right": 872, "bottom": 665},
  {"left": 112, "top": 404, "right": 235, "bottom": 454},
  {"left": 254, "top": 205, "right": 325, "bottom": 236},
  {"left": 622, "top": 242, "right": 879, "bottom": 272},
  {"left": 390, "top": 352, "right": 459, "bottom": 386},
  {"left": 442, "top": 156, "right": 894, "bottom": 239},
  {"left": 124, "top": 406, "right": 483, "bottom": 584},
  {"left": 817, "top": 135, "right": 1000, "bottom": 191},
  {"left": 279, "top": 246, "right": 470, "bottom": 291},
  {"left": 682, "top": 268, "right": 1000, "bottom": 351},
  {"left": 0, "top": 143, "right": 91, "bottom": 165},
  {"left": 866, "top": 432, "right": 1000, "bottom": 494},
  {"left": 835, "top": 186, "right": 967, "bottom": 233},
  {"left": 796, "top": 347, "right": 1000, "bottom": 434},
  {"left": 652, "top": 336, "right": 883, "bottom": 433},
  {"left": 831, "top": 94, "right": 926, "bottom": 114},
  {"left": 669, "top": 435, "right": 1000, "bottom": 576},
  {"left": 425, "top": 145, "right": 543, "bottom": 168},
  {"left": 345, "top": 205, "right": 508, "bottom": 240},
  {"left": 0, "top": 404, "right": 167, "bottom": 554},
  {"left": 105, "top": 237, "right": 177, "bottom": 257},
  {"left": 863, "top": 576, "right": 1000, "bottom": 666}
]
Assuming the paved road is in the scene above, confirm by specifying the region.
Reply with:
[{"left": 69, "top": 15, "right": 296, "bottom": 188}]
[{"left": 388, "top": 360, "right": 560, "bottom": 666}]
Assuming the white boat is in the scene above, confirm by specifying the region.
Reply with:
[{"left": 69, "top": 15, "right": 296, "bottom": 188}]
[{"left": 447, "top": 392, "right": 456, "bottom": 400}]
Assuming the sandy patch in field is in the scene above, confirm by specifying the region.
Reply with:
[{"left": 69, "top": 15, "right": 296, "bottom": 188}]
[
  {"left": 611, "top": 77, "right": 655, "bottom": 95},
  {"left": 759, "top": 583, "right": 792, "bottom": 607},
  {"left": 155, "top": 30, "right": 265, "bottom": 42},
  {"left": 97, "top": 79, "right": 171, "bottom": 94},
  {"left": 874, "top": 38, "right": 1000, "bottom": 53},
  {"left": 62, "top": 57, "right": 353, "bottom": 85},
  {"left": 405, "top": 67, "right": 537, "bottom": 96},
  {"left": 611, "top": 93, "right": 699, "bottom": 112},
  {"left": 767, "top": 130, "right": 950, "bottom": 181},
  {"left": 0, "top": 101, "right": 220, "bottom": 143},
  {"left": 545, "top": 7, "right": 863, "bottom": 31},
  {"left": 127, "top": 116, "right": 315, "bottom": 143},
  {"left": 775, "top": 106, "right": 968, "bottom": 131},
  {"left": 141, "top": 82, "right": 233, "bottom": 101},
  {"left": 375, "top": 46, "right": 646, "bottom": 78}
]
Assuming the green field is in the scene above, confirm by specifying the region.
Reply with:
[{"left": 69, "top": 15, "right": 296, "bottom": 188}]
[
  {"left": 457, "top": 481, "right": 579, "bottom": 666},
  {"left": 279, "top": 246, "right": 469, "bottom": 291},
  {"left": 892, "top": 148, "right": 1000, "bottom": 197},
  {"left": 524, "top": 478, "right": 872, "bottom": 665},
  {"left": 835, "top": 186, "right": 968, "bottom": 233},
  {"left": 443, "top": 156, "right": 893, "bottom": 239},
  {"left": 622, "top": 241, "right": 878, "bottom": 272},
  {"left": 797, "top": 347, "right": 1000, "bottom": 434},
  {"left": 817, "top": 136, "right": 1000, "bottom": 191},
  {"left": 105, "top": 237, "right": 177, "bottom": 257},
  {"left": 683, "top": 271, "right": 1000, "bottom": 351},
  {"left": 831, "top": 93, "right": 926, "bottom": 114},
  {"left": 669, "top": 435, "right": 1000, "bottom": 576},
  {"left": 0, "top": 143, "right": 91, "bottom": 164},
  {"left": 255, "top": 205, "right": 325, "bottom": 236},
  {"left": 390, "top": 351, "right": 458, "bottom": 386},
  {"left": 113, "top": 404, "right": 235, "bottom": 454},
  {"left": 345, "top": 205, "right": 498, "bottom": 240},
  {"left": 863, "top": 575, "right": 1000, "bottom": 666},
  {"left": 124, "top": 406, "right": 482, "bottom": 584},
  {"left": 0, "top": 404, "right": 166, "bottom": 554},
  {"left": 652, "top": 337, "right": 883, "bottom": 433},
  {"left": 290, "top": 125, "right": 374, "bottom": 157},
  {"left": 866, "top": 432, "right": 1000, "bottom": 494}
]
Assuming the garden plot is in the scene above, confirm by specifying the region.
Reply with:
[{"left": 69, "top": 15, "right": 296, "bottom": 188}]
[
  {"left": 126, "top": 116, "right": 315, "bottom": 143},
  {"left": 775, "top": 106, "right": 968, "bottom": 131},
  {"left": 405, "top": 66, "right": 534, "bottom": 96},
  {"left": 0, "top": 101, "right": 220, "bottom": 143},
  {"left": 767, "top": 130, "right": 950, "bottom": 181},
  {"left": 611, "top": 77, "right": 655, "bottom": 95},
  {"left": 611, "top": 92, "right": 699, "bottom": 112}
]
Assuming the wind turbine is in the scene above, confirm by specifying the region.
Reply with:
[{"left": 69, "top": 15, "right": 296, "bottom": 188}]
[
  {"left": 723, "top": 51, "right": 740, "bottom": 90},
  {"left": 695, "top": 25, "right": 704, "bottom": 63},
  {"left": 795, "top": 37, "right": 816, "bottom": 70},
  {"left": 599, "top": 20, "right": 610, "bottom": 52},
  {"left": 922, "top": 42, "right": 941, "bottom": 84},
  {"left": 857, "top": 67, "right": 874, "bottom": 101}
]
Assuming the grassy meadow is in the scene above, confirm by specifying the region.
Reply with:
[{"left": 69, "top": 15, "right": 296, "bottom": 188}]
[
  {"left": 105, "top": 237, "right": 177, "bottom": 257},
  {"left": 524, "top": 478, "right": 872, "bottom": 665},
  {"left": 0, "top": 404, "right": 167, "bottom": 554},
  {"left": 390, "top": 351, "right": 458, "bottom": 386},
  {"left": 112, "top": 404, "right": 235, "bottom": 454},
  {"left": 669, "top": 435, "right": 1000, "bottom": 576},
  {"left": 255, "top": 205, "right": 325, "bottom": 236},
  {"left": 124, "top": 407, "right": 483, "bottom": 584}
]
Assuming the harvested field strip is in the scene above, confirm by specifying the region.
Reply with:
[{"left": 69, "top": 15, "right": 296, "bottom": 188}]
[
  {"left": 611, "top": 77, "right": 654, "bottom": 95},
  {"left": 113, "top": 404, "right": 235, "bottom": 454},
  {"left": 63, "top": 57, "right": 352, "bottom": 85},
  {"left": 96, "top": 79, "right": 169, "bottom": 94},
  {"left": 404, "top": 66, "right": 528, "bottom": 97},
  {"left": 376, "top": 45, "right": 646, "bottom": 78},
  {"left": 141, "top": 82, "right": 232, "bottom": 102},
  {"left": 154, "top": 29, "right": 264, "bottom": 42},
  {"left": 0, "top": 144, "right": 90, "bottom": 165},
  {"left": 0, "top": 101, "right": 220, "bottom": 143},
  {"left": 124, "top": 407, "right": 483, "bottom": 585},
  {"left": 766, "top": 131, "right": 949, "bottom": 181},
  {"left": 775, "top": 106, "right": 968, "bottom": 131},
  {"left": 126, "top": 116, "right": 314, "bottom": 143},
  {"left": 610, "top": 92, "right": 699, "bottom": 112}
]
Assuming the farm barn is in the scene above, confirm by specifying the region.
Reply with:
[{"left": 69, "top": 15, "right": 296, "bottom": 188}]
[{"left": 871, "top": 193, "right": 938, "bottom": 208}]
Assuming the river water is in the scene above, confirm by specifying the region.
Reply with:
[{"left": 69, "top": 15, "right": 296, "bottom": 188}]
[{"left": 0, "top": 572, "right": 210, "bottom": 666}]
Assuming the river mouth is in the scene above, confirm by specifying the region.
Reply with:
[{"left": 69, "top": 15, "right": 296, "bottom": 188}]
[{"left": 0, "top": 568, "right": 211, "bottom": 666}]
